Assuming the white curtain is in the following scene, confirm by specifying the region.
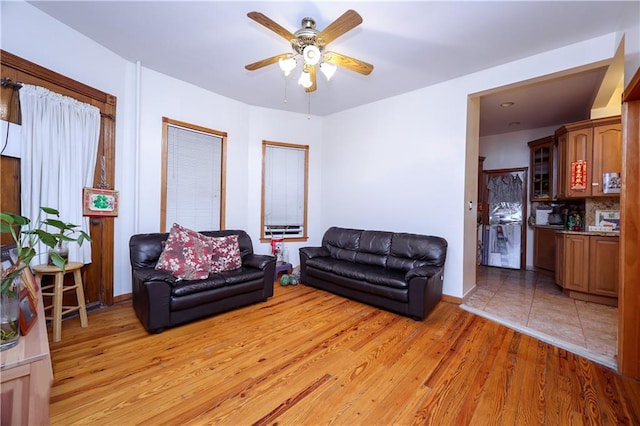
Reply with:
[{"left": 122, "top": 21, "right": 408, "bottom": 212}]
[{"left": 19, "top": 85, "right": 100, "bottom": 265}]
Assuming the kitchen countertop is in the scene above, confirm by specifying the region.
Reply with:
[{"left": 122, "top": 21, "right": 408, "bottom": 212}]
[
  {"left": 557, "top": 229, "right": 620, "bottom": 237},
  {"left": 534, "top": 225, "right": 619, "bottom": 237}
]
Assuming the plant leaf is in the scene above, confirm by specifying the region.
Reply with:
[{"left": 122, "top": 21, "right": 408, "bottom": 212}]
[
  {"left": 40, "top": 207, "right": 60, "bottom": 216},
  {"left": 50, "top": 252, "right": 67, "bottom": 271}
]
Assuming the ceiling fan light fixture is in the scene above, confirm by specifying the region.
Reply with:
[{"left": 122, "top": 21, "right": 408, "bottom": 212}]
[
  {"left": 320, "top": 62, "right": 337, "bottom": 81},
  {"left": 278, "top": 56, "right": 297, "bottom": 76},
  {"left": 302, "top": 45, "right": 321, "bottom": 65},
  {"left": 298, "top": 69, "right": 313, "bottom": 88}
]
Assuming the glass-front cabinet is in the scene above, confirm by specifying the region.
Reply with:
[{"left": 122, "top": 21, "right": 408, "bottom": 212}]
[{"left": 528, "top": 136, "right": 554, "bottom": 201}]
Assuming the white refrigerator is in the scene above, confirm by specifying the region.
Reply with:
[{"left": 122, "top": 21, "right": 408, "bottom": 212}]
[{"left": 482, "top": 171, "right": 525, "bottom": 269}]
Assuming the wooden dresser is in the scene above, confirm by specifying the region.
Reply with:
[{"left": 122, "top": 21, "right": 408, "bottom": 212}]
[{"left": 1, "top": 288, "right": 53, "bottom": 425}]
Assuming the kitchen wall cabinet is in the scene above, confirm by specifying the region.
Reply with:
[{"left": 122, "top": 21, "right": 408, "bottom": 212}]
[
  {"left": 528, "top": 136, "right": 554, "bottom": 201},
  {"left": 555, "top": 116, "right": 621, "bottom": 198},
  {"left": 533, "top": 226, "right": 557, "bottom": 275},
  {"left": 556, "top": 232, "right": 619, "bottom": 305}
]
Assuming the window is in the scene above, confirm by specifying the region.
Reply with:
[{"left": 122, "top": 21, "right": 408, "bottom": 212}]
[
  {"left": 261, "top": 141, "right": 309, "bottom": 242},
  {"left": 161, "top": 117, "right": 226, "bottom": 232}
]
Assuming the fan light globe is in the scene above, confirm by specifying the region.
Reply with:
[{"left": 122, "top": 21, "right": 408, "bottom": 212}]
[
  {"left": 278, "top": 57, "right": 297, "bottom": 76},
  {"left": 298, "top": 70, "right": 313, "bottom": 88},
  {"left": 302, "top": 45, "right": 321, "bottom": 65},
  {"left": 320, "top": 62, "right": 337, "bottom": 80}
]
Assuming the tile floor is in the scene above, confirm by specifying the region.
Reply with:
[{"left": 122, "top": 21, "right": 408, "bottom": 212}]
[{"left": 461, "top": 265, "right": 618, "bottom": 368}]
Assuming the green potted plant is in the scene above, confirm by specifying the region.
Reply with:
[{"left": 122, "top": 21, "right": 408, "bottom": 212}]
[{"left": 0, "top": 207, "right": 91, "bottom": 350}]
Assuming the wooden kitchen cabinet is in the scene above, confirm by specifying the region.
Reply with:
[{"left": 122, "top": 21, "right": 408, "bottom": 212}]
[
  {"left": 556, "top": 233, "right": 619, "bottom": 305},
  {"left": 589, "top": 235, "right": 620, "bottom": 297},
  {"left": 555, "top": 232, "right": 565, "bottom": 286},
  {"left": 562, "top": 234, "right": 590, "bottom": 292},
  {"left": 528, "top": 136, "right": 554, "bottom": 201},
  {"left": 592, "top": 123, "right": 622, "bottom": 197},
  {"left": 533, "top": 226, "right": 557, "bottom": 275},
  {"left": 554, "top": 116, "right": 621, "bottom": 198}
]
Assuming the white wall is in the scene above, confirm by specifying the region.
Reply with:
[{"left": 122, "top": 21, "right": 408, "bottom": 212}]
[
  {"left": 479, "top": 125, "right": 557, "bottom": 268},
  {"left": 3, "top": 1, "right": 638, "bottom": 300},
  {"left": 0, "top": 1, "right": 324, "bottom": 296},
  {"left": 324, "top": 33, "right": 627, "bottom": 298},
  {"left": 1, "top": 1, "right": 138, "bottom": 297}
]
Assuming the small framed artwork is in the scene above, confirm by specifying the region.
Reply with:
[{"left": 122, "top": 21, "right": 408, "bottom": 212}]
[
  {"left": 83, "top": 187, "right": 119, "bottom": 217},
  {"left": 19, "top": 288, "right": 38, "bottom": 335},
  {"left": 21, "top": 267, "right": 39, "bottom": 307},
  {"left": 603, "top": 172, "right": 621, "bottom": 194}
]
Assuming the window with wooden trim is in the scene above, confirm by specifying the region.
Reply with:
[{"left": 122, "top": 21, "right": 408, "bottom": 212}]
[
  {"left": 261, "top": 141, "right": 309, "bottom": 242},
  {"left": 161, "top": 117, "right": 226, "bottom": 232}
]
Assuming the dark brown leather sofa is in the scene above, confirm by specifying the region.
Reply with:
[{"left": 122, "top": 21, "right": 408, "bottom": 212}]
[
  {"left": 299, "top": 227, "right": 447, "bottom": 320},
  {"left": 129, "top": 230, "right": 275, "bottom": 333}
]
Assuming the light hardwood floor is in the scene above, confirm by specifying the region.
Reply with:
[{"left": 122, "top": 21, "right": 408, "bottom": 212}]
[{"left": 49, "top": 283, "right": 640, "bottom": 425}]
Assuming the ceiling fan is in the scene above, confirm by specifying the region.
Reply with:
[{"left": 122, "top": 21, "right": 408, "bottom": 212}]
[{"left": 245, "top": 9, "right": 374, "bottom": 93}]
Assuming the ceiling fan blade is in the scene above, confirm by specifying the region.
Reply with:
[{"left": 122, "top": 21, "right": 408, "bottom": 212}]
[
  {"left": 247, "top": 12, "right": 294, "bottom": 41},
  {"left": 305, "top": 65, "right": 317, "bottom": 93},
  {"left": 245, "top": 53, "right": 290, "bottom": 71},
  {"left": 323, "top": 52, "right": 373, "bottom": 76},
  {"left": 318, "top": 9, "right": 363, "bottom": 45}
]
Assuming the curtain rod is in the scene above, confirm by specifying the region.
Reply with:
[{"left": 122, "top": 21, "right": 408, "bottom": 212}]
[{"left": 1, "top": 78, "right": 22, "bottom": 90}]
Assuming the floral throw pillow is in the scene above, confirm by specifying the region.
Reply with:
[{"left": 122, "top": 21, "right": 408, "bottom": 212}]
[
  {"left": 155, "top": 223, "right": 213, "bottom": 280},
  {"left": 210, "top": 235, "right": 242, "bottom": 273}
]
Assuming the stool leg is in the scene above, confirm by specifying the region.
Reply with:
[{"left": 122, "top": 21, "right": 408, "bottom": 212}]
[
  {"left": 53, "top": 272, "right": 64, "bottom": 343},
  {"left": 73, "top": 269, "right": 88, "bottom": 328}
]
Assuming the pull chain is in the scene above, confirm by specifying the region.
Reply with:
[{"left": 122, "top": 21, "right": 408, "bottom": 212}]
[{"left": 283, "top": 77, "right": 288, "bottom": 104}]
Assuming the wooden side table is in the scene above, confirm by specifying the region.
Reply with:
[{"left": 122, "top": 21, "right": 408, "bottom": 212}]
[
  {"left": 1, "top": 287, "right": 53, "bottom": 425},
  {"left": 32, "top": 262, "right": 88, "bottom": 342}
]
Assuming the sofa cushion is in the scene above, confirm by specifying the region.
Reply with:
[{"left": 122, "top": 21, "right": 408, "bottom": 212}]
[
  {"left": 386, "top": 233, "right": 447, "bottom": 271},
  {"left": 172, "top": 275, "right": 227, "bottom": 296},
  {"left": 354, "top": 230, "right": 393, "bottom": 267},
  {"left": 155, "top": 223, "right": 213, "bottom": 280},
  {"left": 306, "top": 267, "right": 408, "bottom": 302},
  {"left": 209, "top": 234, "right": 242, "bottom": 273},
  {"left": 323, "top": 227, "right": 361, "bottom": 262},
  {"left": 171, "top": 266, "right": 265, "bottom": 297},
  {"left": 306, "top": 258, "right": 408, "bottom": 289}
]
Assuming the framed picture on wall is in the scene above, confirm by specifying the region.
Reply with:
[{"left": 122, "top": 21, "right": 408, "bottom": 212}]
[{"left": 83, "top": 187, "right": 119, "bottom": 217}]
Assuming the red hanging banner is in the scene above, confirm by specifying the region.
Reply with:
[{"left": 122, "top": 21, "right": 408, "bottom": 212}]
[{"left": 570, "top": 160, "right": 587, "bottom": 191}]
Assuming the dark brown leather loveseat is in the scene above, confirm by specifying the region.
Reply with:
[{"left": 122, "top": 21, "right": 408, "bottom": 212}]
[
  {"left": 299, "top": 227, "right": 447, "bottom": 320},
  {"left": 129, "top": 230, "right": 275, "bottom": 333}
]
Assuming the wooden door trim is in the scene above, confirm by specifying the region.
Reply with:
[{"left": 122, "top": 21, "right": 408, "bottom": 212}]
[
  {"left": 0, "top": 49, "right": 116, "bottom": 306},
  {"left": 619, "top": 66, "right": 640, "bottom": 379}
]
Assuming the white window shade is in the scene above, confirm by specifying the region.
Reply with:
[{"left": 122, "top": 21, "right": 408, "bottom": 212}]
[
  {"left": 264, "top": 144, "right": 306, "bottom": 238},
  {"left": 166, "top": 125, "right": 222, "bottom": 231}
]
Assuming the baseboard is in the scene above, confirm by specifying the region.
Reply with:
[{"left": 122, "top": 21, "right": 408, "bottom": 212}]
[
  {"left": 113, "top": 293, "right": 132, "bottom": 304},
  {"left": 442, "top": 294, "right": 462, "bottom": 304}
]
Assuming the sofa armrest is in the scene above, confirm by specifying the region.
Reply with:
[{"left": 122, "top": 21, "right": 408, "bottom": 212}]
[
  {"left": 243, "top": 254, "right": 276, "bottom": 270},
  {"left": 299, "top": 246, "right": 330, "bottom": 259},
  {"left": 406, "top": 265, "right": 445, "bottom": 320},
  {"left": 132, "top": 268, "right": 174, "bottom": 333},
  {"left": 405, "top": 265, "right": 443, "bottom": 281},
  {"left": 134, "top": 268, "right": 178, "bottom": 284}
]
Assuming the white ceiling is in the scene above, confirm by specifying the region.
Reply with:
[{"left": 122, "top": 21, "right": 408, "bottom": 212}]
[{"left": 27, "top": 1, "right": 638, "bottom": 136}]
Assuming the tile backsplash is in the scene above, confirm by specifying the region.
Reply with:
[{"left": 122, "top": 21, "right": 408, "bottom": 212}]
[{"left": 585, "top": 197, "right": 620, "bottom": 226}]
